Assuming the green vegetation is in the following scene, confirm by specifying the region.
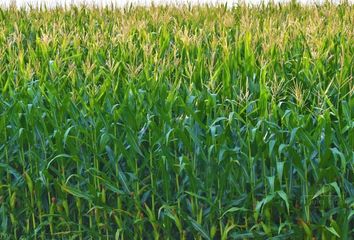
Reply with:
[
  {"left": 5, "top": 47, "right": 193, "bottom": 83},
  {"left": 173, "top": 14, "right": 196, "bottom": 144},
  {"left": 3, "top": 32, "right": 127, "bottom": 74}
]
[{"left": 0, "top": 2, "right": 353, "bottom": 239}]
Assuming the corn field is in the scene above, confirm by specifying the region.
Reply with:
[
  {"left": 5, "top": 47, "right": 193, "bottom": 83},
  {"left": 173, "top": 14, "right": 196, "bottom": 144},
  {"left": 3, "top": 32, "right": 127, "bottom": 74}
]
[{"left": 0, "top": 2, "right": 353, "bottom": 239}]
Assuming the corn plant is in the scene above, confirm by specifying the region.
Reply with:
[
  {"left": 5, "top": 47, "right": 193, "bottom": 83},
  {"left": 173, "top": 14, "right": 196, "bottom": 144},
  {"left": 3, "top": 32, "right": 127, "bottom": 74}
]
[{"left": 0, "top": 2, "right": 353, "bottom": 239}]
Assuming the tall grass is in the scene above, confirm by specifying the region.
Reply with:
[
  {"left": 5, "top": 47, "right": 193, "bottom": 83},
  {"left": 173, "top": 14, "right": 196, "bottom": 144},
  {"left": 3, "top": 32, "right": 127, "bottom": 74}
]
[{"left": 0, "top": 2, "right": 353, "bottom": 239}]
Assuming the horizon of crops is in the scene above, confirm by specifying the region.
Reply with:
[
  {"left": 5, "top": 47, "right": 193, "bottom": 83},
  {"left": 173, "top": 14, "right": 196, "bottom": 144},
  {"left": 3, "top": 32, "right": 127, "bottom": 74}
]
[{"left": 0, "top": 2, "right": 353, "bottom": 239}]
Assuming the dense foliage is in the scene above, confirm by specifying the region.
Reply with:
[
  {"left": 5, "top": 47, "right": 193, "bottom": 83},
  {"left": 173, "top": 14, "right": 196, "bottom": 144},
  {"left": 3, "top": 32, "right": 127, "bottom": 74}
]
[{"left": 0, "top": 3, "right": 353, "bottom": 239}]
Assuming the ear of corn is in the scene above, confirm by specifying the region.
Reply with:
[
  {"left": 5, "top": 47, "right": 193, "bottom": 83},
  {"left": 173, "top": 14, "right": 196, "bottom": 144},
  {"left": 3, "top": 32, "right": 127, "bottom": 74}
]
[{"left": 0, "top": 2, "right": 353, "bottom": 239}]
